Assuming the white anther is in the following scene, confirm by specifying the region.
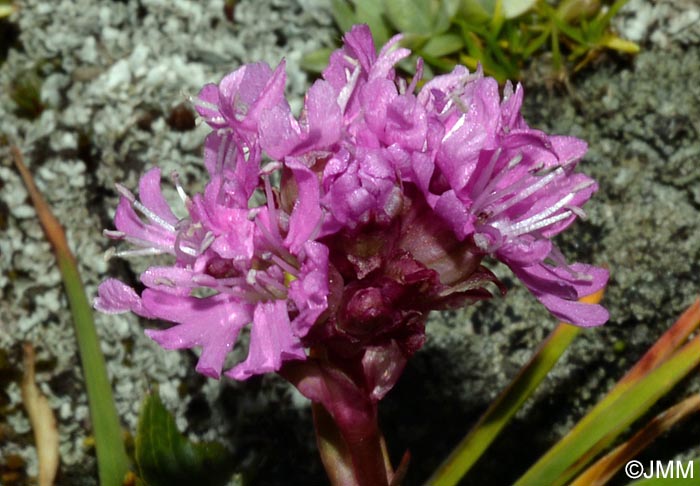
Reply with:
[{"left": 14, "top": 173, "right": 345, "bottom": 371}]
[
  {"left": 114, "top": 183, "right": 136, "bottom": 202},
  {"left": 103, "top": 229, "right": 125, "bottom": 239},
  {"left": 153, "top": 277, "right": 176, "bottom": 287}
]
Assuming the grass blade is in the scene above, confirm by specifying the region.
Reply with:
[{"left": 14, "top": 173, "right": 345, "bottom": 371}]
[
  {"left": 11, "top": 146, "right": 131, "bottom": 486},
  {"left": 425, "top": 289, "right": 605, "bottom": 486},
  {"left": 571, "top": 393, "right": 700, "bottom": 486},
  {"left": 514, "top": 298, "right": 700, "bottom": 486}
]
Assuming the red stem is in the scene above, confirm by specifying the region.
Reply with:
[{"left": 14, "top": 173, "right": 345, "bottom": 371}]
[
  {"left": 340, "top": 411, "right": 389, "bottom": 486},
  {"left": 281, "top": 359, "right": 392, "bottom": 485},
  {"left": 313, "top": 402, "right": 390, "bottom": 486}
]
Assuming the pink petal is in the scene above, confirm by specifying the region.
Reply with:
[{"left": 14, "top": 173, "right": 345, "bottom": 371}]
[
  {"left": 142, "top": 291, "right": 253, "bottom": 379},
  {"left": 226, "top": 300, "right": 306, "bottom": 380},
  {"left": 138, "top": 168, "right": 178, "bottom": 226},
  {"left": 289, "top": 241, "right": 329, "bottom": 336},
  {"left": 94, "top": 279, "right": 154, "bottom": 318},
  {"left": 285, "top": 161, "right": 323, "bottom": 254},
  {"left": 114, "top": 198, "right": 174, "bottom": 250}
]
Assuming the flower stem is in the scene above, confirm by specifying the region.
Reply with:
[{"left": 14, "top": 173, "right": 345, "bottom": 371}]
[
  {"left": 281, "top": 359, "right": 392, "bottom": 485},
  {"left": 314, "top": 401, "right": 389, "bottom": 486}
]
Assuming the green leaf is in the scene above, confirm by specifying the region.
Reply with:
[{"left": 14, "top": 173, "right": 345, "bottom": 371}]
[
  {"left": 384, "top": 0, "right": 437, "bottom": 35},
  {"left": 460, "top": 0, "right": 536, "bottom": 20},
  {"left": 501, "top": 0, "right": 536, "bottom": 18},
  {"left": 458, "top": 0, "right": 492, "bottom": 25},
  {"left": 353, "top": 0, "right": 392, "bottom": 47},
  {"left": 11, "top": 147, "right": 130, "bottom": 486},
  {"left": 420, "top": 33, "right": 465, "bottom": 57},
  {"left": 135, "top": 390, "right": 236, "bottom": 486},
  {"left": 329, "top": 0, "right": 357, "bottom": 33},
  {"left": 301, "top": 48, "right": 333, "bottom": 73},
  {"left": 435, "top": 0, "right": 462, "bottom": 33}
]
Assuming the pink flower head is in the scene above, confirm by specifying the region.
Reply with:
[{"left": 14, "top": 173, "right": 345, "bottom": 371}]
[
  {"left": 415, "top": 73, "right": 608, "bottom": 326},
  {"left": 96, "top": 23, "right": 608, "bottom": 389}
]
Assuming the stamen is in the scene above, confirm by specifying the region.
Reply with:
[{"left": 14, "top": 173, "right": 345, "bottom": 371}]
[
  {"left": 566, "top": 205, "right": 587, "bottom": 219},
  {"left": 547, "top": 246, "right": 594, "bottom": 282},
  {"left": 111, "top": 247, "right": 167, "bottom": 258},
  {"left": 171, "top": 172, "right": 189, "bottom": 204},
  {"left": 174, "top": 231, "right": 198, "bottom": 257},
  {"left": 245, "top": 207, "right": 259, "bottom": 221},
  {"left": 474, "top": 233, "right": 490, "bottom": 251},
  {"left": 451, "top": 92, "right": 469, "bottom": 113},
  {"left": 192, "top": 97, "right": 220, "bottom": 113},
  {"left": 337, "top": 65, "right": 361, "bottom": 114},
  {"left": 263, "top": 177, "right": 283, "bottom": 244},
  {"left": 343, "top": 55, "right": 359, "bottom": 69},
  {"left": 132, "top": 198, "right": 176, "bottom": 232},
  {"left": 215, "top": 134, "right": 229, "bottom": 175},
  {"left": 176, "top": 244, "right": 198, "bottom": 257},
  {"left": 117, "top": 234, "right": 174, "bottom": 254},
  {"left": 470, "top": 149, "right": 502, "bottom": 197},
  {"left": 199, "top": 232, "right": 216, "bottom": 254},
  {"left": 532, "top": 163, "right": 560, "bottom": 177},
  {"left": 261, "top": 161, "right": 282, "bottom": 175},
  {"left": 407, "top": 58, "right": 423, "bottom": 94},
  {"left": 571, "top": 179, "right": 595, "bottom": 193},
  {"left": 103, "top": 229, "right": 125, "bottom": 239},
  {"left": 153, "top": 277, "right": 176, "bottom": 287},
  {"left": 442, "top": 113, "right": 466, "bottom": 142},
  {"left": 242, "top": 270, "right": 277, "bottom": 299},
  {"left": 271, "top": 254, "right": 298, "bottom": 277},
  {"left": 255, "top": 271, "right": 288, "bottom": 297},
  {"left": 485, "top": 168, "right": 565, "bottom": 217},
  {"left": 507, "top": 153, "right": 523, "bottom": 169},
  {"left": 508, "top": 209, "right": 573, "bottom": 237},
  {"left": 115, "top": 183, "right": 136, "bottom": 202},
  {"left": 397, "top": 77, "right": 407, "bottom": 95},
  {"left": 439, "top": 97, "right": 454, "bottom": 116}
]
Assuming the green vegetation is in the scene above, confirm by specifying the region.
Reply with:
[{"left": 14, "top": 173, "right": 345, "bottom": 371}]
[{"left": 304, "top": 0, "right": 639, "bottom": 82}]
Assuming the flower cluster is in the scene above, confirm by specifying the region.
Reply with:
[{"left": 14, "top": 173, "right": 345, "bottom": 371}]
[{"left": 95, "top": 25, "right": 608, "bottom": 384}]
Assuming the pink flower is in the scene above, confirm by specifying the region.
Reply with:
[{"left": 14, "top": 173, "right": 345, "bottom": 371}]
[
  {"left": 96, "top": 138, "right": 329, "bottom": 379},
  {"left": 96, "top": 23, "right": 608, "bottom": 389},
  {"left": 416, "top": 73, "right": 608, "bottom": 325}
]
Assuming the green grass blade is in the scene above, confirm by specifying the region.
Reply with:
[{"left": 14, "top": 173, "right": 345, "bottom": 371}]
[
  {"left": 425, "top": 289, "right": 605, "bottom": 486},
  {"left": 571, "top": 393, "right": 700, "bottom": 486},
  {"left": 329, "top": 0, "right": 357, "bottom": 34},
  {"left": 514, "top": 321, "right": 700, "bottom": 486},
  {"left": 12, "top": 146, "right": 131, "bottom": 486}
]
